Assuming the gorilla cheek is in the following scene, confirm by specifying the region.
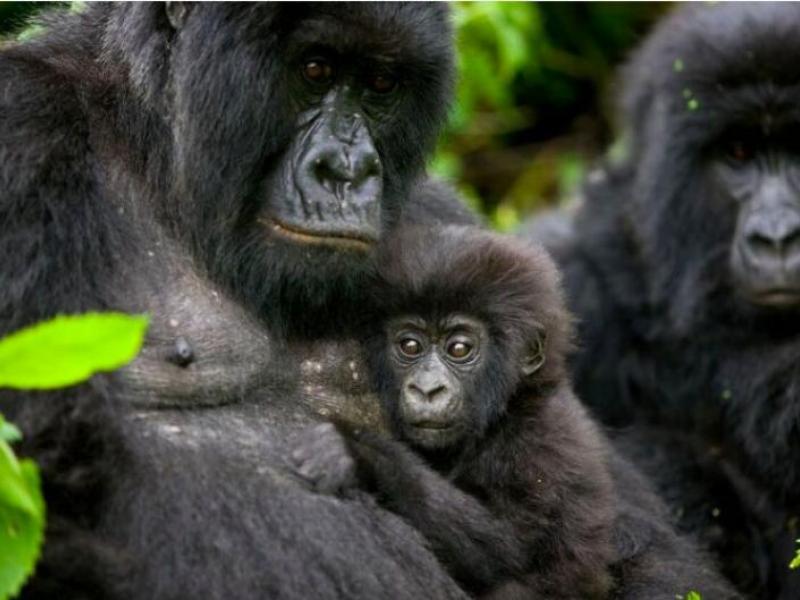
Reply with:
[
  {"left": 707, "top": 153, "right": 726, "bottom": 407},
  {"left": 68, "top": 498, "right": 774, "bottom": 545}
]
[{"left": 261, "top": 102, "right": 383, "bottom": 250}]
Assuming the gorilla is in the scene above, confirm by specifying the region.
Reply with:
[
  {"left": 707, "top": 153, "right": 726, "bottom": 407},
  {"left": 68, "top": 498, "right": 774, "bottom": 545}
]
[
  {"left": 0, "top": 2, "right": 738, "bottom": 599},
  {"left": 524, "top": 3, "right": 800, "bottom": 598},
  {"left": 292, "top": 226, "right": 616, "bottom": 599},
  {"left": 1, "top": 3, "right": 477, "bottom": 598}
]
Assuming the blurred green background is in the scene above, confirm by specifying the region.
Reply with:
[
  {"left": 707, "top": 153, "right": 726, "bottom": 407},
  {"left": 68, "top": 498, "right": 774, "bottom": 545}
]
[{"left": 0, "top": 1, "right": 669, "bottom": 230}]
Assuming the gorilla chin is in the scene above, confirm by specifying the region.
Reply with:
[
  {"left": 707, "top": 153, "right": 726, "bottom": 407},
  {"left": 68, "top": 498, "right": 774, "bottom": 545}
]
[{"left": 731, "top": 244, "right": 800, "bottom": 310}]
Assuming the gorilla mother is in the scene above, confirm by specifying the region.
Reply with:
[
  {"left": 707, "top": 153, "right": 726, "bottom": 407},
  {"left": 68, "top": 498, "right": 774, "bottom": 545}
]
[
  {"left": 1, "top": 3, "right": 475, "bottom": 598},
  {"left": 1, "top": 3, "right": 735, "bottom": 599}
]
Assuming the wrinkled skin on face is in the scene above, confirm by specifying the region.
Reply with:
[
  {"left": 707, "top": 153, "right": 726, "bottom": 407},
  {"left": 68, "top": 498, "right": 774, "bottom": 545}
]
[{"left": 711, "top": 130, "right": 800, "bottom": 308}]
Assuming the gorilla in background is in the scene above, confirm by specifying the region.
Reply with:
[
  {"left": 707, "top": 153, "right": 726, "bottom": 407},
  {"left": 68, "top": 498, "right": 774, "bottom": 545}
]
[
  {"left": 524, "top": 3, "right": 800, "bottom": 597},
  {"left": 0, "top": 2, "right": 736, "bottom": 599}
]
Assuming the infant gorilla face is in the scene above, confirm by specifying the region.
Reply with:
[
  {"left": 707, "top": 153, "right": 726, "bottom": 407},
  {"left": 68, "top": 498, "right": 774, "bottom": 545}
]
[{"left": 385, "top": 313, "right": 487, "bottom": 449}]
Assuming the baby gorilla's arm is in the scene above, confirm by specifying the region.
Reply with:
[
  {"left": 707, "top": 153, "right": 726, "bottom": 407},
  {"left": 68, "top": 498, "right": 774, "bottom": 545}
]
[{"left": 290, "top": 422, "right": 527, "bottom": 594}]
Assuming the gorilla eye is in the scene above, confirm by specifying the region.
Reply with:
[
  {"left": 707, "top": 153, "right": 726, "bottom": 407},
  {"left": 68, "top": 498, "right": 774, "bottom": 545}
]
[
  {"left": 370, "top": 73, "right": 397, "bottom": 94},
  {"left": 303, "top": 59, "right": 335, "bottom": 85},
  {"left": 726, "top": 140, "right": 754, "bottom": 163},
  {"left": 446, "top": 340, "right": 474, "bottom": 361},
  {"left": 398, "top": 338, "right": 422, "bottom": 358}
]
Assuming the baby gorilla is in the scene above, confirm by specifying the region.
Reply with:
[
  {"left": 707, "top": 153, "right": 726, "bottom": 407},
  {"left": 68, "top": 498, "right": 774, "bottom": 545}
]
[{"left": 291, "top": 226, "right": 614, "bottom": 599}]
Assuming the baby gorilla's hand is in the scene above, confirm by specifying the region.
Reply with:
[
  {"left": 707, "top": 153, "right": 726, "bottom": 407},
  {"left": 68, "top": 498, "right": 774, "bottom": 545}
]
[{"left": 290, "top": 423, "right": 357, "bottom": 495}]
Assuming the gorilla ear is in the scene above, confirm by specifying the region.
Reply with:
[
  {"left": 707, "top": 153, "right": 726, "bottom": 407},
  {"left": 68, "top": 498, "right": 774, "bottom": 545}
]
[
  {"left": 521, "top": 329, "right": 546, "bottom": 378},
  {"left": 165, "top": 2, "right": 191, "bottom": 30}
]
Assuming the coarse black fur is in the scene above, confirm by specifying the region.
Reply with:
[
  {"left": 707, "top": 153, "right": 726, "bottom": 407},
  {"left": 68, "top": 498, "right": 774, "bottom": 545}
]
[
  {"left": 525, "top": 3, "right": 800, "bottom": 598},
  {"left": 0, "top": 3, "right": 481, "bottom": 599},
  {"left": 291, "top": 227, "right": 740, "bottom": 600}
]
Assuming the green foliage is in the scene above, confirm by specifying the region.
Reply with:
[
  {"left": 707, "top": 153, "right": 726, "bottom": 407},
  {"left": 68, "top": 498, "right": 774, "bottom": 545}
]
[
  {"left": 0, "top": 312, "right": 148, "bottom": 598},
  {"left": 676, "top": 592, "right": 702, "bottom": 600},
  {"left": 433, "top": 2, "right": 666, "bottom": 224},
  {"left": 0, "top": 313, "right": 149, "bottom": 390},
  {"left": 790, "top": 540, "right": 800, "bottom": 570},
  {"left": 0, "top": 416, "right": 44, "bottom": 600}
]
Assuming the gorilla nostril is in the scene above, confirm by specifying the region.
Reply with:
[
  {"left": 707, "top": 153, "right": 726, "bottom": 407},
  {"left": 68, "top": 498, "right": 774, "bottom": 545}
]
[
  {"left": 425, "top": 385, "right": 449, "bottom": 403},
  {"left": 783, "top": 229, "right": 800, "bottom": 254},
  {"left": 747, "top": 232, "right": 782, "bottom": 256}
]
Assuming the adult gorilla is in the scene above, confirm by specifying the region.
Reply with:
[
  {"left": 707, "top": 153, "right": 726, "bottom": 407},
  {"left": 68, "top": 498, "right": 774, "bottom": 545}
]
[
  {"left": 527, "top": 3, "right": 800, "bottom": 597},
  {"left": 0, "top": 3, "right": 738, "bottom": 599},
  {"left": 1, "top": 3, "right": 474, "bottom": 598}
]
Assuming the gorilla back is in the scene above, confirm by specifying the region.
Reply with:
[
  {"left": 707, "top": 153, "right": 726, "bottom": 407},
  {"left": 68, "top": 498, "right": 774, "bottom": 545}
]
[{"left": 0, "top": 3, "right": 474, "bottom": 598}]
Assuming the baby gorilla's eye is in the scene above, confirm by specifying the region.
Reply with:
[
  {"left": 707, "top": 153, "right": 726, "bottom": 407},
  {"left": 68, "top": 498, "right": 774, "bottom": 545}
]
[
  {"left": 446, "top": 340, "right": 474, "bottom": 361},
  {"left": 369, "top": 73, "right": 397, "bottom": 94},
  {"left": 303, "top": 59, "right": 335, "bottom": 85},
  {"left": 398, "top": 338, "right": 422, "bottom": 357}
]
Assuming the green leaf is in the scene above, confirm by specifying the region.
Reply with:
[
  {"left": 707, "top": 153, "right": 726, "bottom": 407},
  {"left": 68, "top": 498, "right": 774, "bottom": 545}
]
[
  {"left": 790, "top": 540, "right": 800, "bottom": 570},
  {"left": 0, "top": 440, "right": 44, "bottom": 600},
  {"left": 0, "top": 417, "right": 20, "bottom": 444},
  {"left": 0, "top": 313, "right": 148, "bottom": 390}
]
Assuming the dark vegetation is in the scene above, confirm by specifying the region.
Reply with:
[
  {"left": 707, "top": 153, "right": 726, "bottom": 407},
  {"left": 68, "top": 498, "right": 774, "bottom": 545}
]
[{"left": 531, "top": 3, "right": 800, "bottom": 598}]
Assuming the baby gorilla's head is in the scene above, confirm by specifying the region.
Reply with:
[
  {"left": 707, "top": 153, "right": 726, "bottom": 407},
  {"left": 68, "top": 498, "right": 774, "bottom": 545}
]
[{"left": 370, "top": 226, "right": 573, "bottom": 451}]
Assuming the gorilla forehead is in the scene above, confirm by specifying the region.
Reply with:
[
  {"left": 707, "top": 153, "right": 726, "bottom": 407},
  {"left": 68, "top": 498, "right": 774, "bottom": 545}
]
[
  {"left": 623, "top": 2, "right": 800, "bottom": 129},
  {"left": 277, "top": 3, "right": 452, "bottom": 64}
]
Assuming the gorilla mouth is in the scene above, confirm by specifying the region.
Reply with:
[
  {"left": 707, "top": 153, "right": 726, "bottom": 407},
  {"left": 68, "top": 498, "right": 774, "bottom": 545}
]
[
  {"left": 262, "top": 218, "right": 376, "bottom": 251},
  {"left": 748, "top": 288, "right": 800, "bottom": 308},
  {"left": 411, "top": 421, "right": 453, "bottom": 430}
]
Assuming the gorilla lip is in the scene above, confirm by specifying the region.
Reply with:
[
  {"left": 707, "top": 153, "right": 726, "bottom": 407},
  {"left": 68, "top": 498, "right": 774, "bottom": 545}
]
[
  {"left": 748, "top": 289, "right": 800, "bottom": 308},
  {"left": 262, "top": 218, "right": 376, "bottom": 251}
]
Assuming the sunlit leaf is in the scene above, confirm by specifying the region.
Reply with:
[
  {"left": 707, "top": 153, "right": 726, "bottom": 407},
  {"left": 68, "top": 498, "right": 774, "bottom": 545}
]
[
  {"left": 0, "top": 313, "right": 148, "bottom": 390},
  {"left": 0, "top": 440, "right": 44, "bottom": 600}
]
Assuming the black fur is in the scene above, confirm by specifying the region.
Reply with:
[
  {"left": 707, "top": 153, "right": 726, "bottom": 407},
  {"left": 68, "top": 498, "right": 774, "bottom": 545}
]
[
  {"left": 0, "top": 3, "right": 479, "bottom": 599},
  {"left": 526, "top": 3, "right": 800, "bottom": 597},
  {"left": 292, "top": 226, "right": 740, "bottom": 599}
]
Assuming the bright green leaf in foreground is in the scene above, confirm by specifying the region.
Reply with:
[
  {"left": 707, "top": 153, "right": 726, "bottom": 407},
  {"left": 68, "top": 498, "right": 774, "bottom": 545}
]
[
  {"left": 0, "top": 419, "right": 44, "bottom": 600},
  {"left": 0, "top": 312, "right": 148, "bottom": 390}
]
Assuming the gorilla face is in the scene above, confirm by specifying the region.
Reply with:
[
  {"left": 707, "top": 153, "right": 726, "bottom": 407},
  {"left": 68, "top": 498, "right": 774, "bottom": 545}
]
[
  {"left": 617, "top": 2, "right": 800, "bottom": 322},
  {"left": 151, "top": 3, "right": 453, "bottom": 323},
  {"left": 711, "top": 129, "right": 800, "bottom": 308}
]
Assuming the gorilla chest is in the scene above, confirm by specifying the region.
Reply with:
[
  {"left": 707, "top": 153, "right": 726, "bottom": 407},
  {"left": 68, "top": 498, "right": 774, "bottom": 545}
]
[
  {"left": 285, "top": 338, "right": 386, "bottom": 432},
  {"left": 114, "top": 259, "right": 384, "bottom": 431}
]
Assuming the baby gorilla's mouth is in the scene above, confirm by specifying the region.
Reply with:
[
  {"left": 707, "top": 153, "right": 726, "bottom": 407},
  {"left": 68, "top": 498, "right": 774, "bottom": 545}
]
[
  {"left": 261, "top": 218, "right": 375, "bottom": 251},
  {"left": 411, "top": 421, "right": 453, "bottom": 430}
]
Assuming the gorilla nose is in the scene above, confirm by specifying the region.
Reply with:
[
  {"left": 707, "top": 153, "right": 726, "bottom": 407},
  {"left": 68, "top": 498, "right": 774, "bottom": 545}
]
[
  {"left": 407, "top": 382, "right": 451, "bottom": 405},
  {"left": 313, "top": 142, "right": 381, "bottom": 191},
  {"left": 743, "top": 211, "right": 800, "bottom": 264}
]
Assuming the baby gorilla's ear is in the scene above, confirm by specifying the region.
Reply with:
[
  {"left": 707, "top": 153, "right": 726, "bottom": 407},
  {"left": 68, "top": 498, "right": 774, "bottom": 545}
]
[{"left": 521, "top": 327, "right": 546, "bottom": 378}]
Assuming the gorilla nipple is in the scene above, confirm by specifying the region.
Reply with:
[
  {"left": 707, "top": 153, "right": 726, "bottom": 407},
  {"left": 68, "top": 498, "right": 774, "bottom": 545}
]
[{"left": 169, "top": 336, "right": 195, "bottom": 368}]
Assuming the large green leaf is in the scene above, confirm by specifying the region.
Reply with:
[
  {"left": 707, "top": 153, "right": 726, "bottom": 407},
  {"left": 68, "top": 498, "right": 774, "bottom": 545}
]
[
  {"left": 0, "top": 313, "right": 148, "bottom": 390},
  {"left": 0, "top": 429, "right": 44, "bottom": 600}
]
